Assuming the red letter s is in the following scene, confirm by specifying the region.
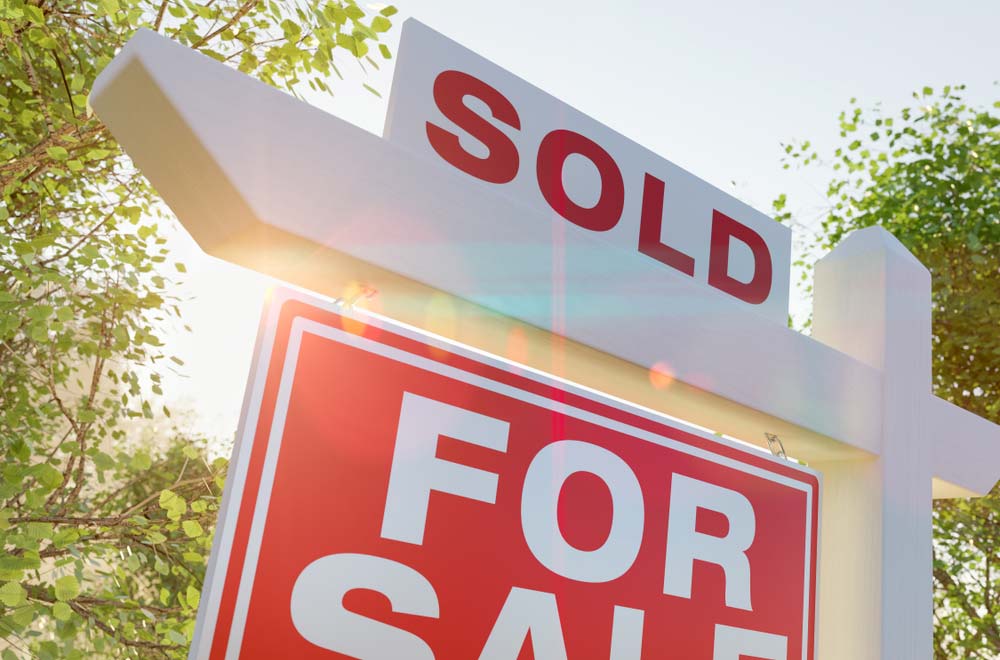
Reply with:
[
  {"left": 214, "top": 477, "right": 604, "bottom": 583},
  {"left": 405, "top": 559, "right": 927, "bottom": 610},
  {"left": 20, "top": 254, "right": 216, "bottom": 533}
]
[{"left": 426, "top": 70, "right": 521, "bottom": 184}]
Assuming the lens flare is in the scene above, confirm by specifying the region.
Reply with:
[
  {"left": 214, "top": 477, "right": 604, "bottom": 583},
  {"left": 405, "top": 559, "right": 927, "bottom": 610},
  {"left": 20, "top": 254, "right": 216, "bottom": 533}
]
[{"left": 649, "top": 361, "right": 675, "bottom": 389}]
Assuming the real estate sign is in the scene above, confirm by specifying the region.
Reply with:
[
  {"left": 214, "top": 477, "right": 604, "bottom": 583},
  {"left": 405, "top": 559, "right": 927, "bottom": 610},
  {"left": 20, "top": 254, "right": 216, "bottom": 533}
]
[
  {"left": 89, "top": 18, "right": 1000, "bottom": 660},
  {"left": 193, "top": 291, "right": 818, "bottom": 659}
]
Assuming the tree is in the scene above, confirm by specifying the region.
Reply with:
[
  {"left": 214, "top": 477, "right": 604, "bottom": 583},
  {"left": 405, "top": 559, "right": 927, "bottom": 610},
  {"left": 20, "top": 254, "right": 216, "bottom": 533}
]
[
  {"left": 776, "top": 85, "right": 999, "bottom": 658},
  {"left": 0, "top": 1, "right": 396, "bottom": 657}
]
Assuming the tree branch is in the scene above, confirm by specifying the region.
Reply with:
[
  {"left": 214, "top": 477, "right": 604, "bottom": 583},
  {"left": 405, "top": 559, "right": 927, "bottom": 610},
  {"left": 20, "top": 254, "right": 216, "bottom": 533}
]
[
  {"left": 191, "top": 0, "right": 258, "bottom": 48},
  {"left": 153, "top": 0, "right": 170, "bottom": 31}
]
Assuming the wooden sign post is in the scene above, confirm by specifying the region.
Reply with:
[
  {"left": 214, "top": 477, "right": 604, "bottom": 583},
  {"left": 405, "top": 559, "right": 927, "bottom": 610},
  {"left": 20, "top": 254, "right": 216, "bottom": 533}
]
[{"left": 91, "top": 21, "right": 1000, "bottom": 660}]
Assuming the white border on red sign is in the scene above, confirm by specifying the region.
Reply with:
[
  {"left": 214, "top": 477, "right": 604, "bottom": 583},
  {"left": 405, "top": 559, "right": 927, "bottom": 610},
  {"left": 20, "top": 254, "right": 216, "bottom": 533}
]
[{"left": 189, "top": 287, "right": 819, "bottom": 660}]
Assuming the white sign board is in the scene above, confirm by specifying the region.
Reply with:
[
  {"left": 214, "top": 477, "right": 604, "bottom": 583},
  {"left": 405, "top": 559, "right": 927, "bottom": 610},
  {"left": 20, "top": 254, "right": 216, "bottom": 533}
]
[{"left": 386, "top": 21, "right": 791, "bottom": 323}]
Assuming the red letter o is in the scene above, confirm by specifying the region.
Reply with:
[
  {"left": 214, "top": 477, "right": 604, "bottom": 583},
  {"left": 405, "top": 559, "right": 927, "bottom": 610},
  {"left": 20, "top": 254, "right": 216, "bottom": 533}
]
[{"left": 536, "top": 130, "right": 624, "bottom": 232}]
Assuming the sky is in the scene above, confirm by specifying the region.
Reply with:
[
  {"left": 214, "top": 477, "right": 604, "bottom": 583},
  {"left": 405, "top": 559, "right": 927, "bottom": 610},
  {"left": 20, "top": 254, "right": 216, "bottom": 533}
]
[{"left": 161, "top": 0, "right": 1000, "bottom": 442}]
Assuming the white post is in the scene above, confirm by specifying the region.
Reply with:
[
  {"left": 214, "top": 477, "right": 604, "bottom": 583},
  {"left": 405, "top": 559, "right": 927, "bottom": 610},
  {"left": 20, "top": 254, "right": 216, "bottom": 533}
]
[{"left": 811, "top": 226, "right": 933, "bottom": 660}]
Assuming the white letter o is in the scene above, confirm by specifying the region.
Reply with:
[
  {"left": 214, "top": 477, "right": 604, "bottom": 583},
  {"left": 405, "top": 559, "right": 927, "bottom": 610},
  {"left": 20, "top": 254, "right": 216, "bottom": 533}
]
[{"left": 521, "top": 440, "right": 644, "bottom": 583}]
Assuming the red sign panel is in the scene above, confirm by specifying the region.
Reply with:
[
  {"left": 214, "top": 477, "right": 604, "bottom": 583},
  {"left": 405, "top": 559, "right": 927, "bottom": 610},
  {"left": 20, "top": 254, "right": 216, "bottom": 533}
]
[{"left": 191, "top": 290, "right": 819, "bottom": 659}]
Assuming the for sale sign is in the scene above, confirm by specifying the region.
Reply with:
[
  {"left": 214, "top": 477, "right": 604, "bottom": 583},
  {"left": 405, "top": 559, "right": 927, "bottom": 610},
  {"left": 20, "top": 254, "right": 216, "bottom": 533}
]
[{"left": 191, "top": 290, "right": 819, "bottom": 660}]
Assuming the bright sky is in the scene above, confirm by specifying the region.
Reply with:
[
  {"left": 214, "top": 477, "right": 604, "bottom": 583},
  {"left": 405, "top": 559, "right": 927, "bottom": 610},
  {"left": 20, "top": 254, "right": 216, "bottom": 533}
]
[{"left": 161, "top": 0, "right": 1000, "bottom": 442}]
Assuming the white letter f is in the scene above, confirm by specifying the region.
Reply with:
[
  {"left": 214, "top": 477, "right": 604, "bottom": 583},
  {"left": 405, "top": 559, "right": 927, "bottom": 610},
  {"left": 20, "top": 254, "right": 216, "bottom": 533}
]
[{"left": 381, "top": 392, "right": 510, "bottom": 545}]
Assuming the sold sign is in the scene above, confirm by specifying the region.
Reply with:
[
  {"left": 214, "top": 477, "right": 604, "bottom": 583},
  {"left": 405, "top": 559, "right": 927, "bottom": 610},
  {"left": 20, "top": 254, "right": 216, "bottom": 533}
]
[
  {"left": 385, "top": 22, "right": 791, "bottom": 322},
  {"left": 191, "top": 290, "right": 818, "bottom": 659}
]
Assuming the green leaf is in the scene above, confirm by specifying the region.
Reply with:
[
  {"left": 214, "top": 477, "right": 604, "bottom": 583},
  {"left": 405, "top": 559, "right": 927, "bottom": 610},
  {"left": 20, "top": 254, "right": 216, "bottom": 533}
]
[
  {"left": 54, "top": 575, "right": 80, "bottom": 601},
  {"left": 0, "top": 554, "right": 41, "bottom": 579},
  {"left": 98, "top": 0, "right": 120, "bottom": 16},
  {"left": 25, "top": 521, "right": 54, "bottom": 540},
  {"left": 53, "top": 528, "right": 80, "bottom": 549},
  {"left": 91, "top": 451, "right": 116, "bottom": 472},
  {"left": 328, "top": 4, "right": 348, "bottom": 24},
  {"left": 145, "top": 530, "right": 167, "bottom": 544},
  {"left": 186, "top": 585, "right": 200, "bottom": 609},
  {"left": 159, "top": 489, "right": 179, "bottom": 508},
  {"left": 26, "top": 304, "right": 53, "bottom": 321},
  {"left": 9, "top": 603, "right": 34, "bottom": 628},
  {"left": 0, "top": 582, "right": 26, "bottom": 607},
  {"left": 24, "top": 5, "right": 44, "bottom": 23},
  {"left": 182, "top": 520, "right": 203, "bottom": 538},
  {"left": 167, "top": 629, "right": 187, "bottom": 645},
  {"left": 46, "top": 146, "right": 69, "bottom": 160},
  {"left": 160, "top": 489, "right": 187, "bottom": 520},
  {"left": 336, "top": 33, "right": 358, "bottom": 55},
  {"left": 371, "top": 16, "right": 391, "bottom": 32},
  {"left": 380, "top": 5, "right": 398, "bottom": 16},
  {"left": 30, "top": 463, "right": 64, "bottom": 491},
  {"left": 131, "top": 451, "right": 152, "bottom": 471},
  {"left": 52, "top": 601, "right": 72, "bottom": 621}
]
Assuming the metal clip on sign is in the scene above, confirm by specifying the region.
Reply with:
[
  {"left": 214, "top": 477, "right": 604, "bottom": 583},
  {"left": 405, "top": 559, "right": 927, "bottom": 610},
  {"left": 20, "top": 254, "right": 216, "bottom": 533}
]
[
  {"left": 333, "top": 284, "right": 377, "bottom": 309},
  {"left": 764, "top": 433, "right": 788, "bottom": 460}
]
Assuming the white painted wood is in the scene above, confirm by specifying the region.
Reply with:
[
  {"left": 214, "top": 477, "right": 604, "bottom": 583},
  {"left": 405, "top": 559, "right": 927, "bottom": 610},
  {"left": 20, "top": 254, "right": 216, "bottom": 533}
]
[{"left": 812, "top": 227, "right": 933, "bottom": 660}]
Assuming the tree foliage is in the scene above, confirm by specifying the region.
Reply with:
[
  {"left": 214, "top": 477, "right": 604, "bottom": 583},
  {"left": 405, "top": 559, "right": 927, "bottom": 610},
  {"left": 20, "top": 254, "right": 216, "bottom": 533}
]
[
  {"left": 777, "top": 85, "right": 999, "bottom": 658},
  {"left": 0, "top": 1, "right": 395, "bottom": 657}
]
